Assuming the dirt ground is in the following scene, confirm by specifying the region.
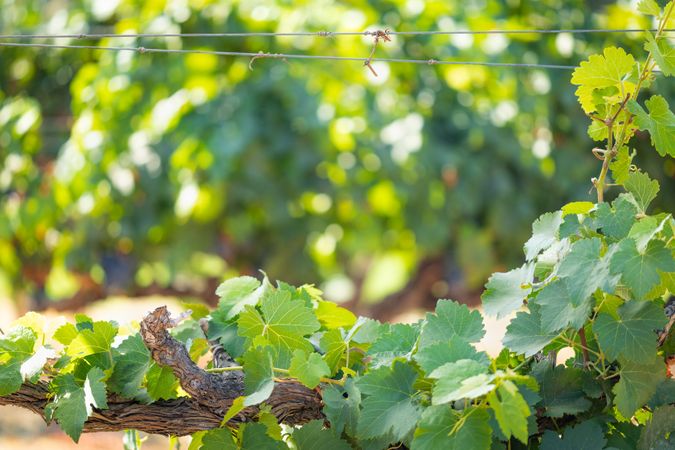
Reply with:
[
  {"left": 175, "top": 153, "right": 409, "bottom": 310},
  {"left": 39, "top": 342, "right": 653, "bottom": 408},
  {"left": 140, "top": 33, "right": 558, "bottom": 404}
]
[{"left": 0, "top": 295, "right": 510, "bottom": 449}]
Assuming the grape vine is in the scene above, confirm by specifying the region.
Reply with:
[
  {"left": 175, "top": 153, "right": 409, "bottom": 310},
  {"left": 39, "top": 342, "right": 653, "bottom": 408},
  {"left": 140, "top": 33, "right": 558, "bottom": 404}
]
[{"left": 1, "top": 1, "right": 675, "bottom": 449}]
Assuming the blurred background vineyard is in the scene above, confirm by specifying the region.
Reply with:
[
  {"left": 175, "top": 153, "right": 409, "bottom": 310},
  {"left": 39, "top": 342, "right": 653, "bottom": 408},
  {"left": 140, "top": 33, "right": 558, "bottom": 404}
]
[
  {"left": 2, "top": 0, "right": 675, "bottom": 448},
  {"left": 2, "top": 0, "right": 675, "bottom": 339}
]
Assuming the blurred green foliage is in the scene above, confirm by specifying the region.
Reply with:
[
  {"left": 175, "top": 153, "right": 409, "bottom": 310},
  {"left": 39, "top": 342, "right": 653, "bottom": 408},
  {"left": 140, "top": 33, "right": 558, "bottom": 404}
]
[{"left": 0, "top": 0, "right": 673, "bottom": 305}]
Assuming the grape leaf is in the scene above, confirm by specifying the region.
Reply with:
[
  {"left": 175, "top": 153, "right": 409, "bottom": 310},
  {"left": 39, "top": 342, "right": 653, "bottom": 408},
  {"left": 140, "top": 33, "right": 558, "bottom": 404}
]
[
  {"left": 108, "top": 333, "right": 151, "bottom": 399},
  {"left": 533, "top": 363, "right": 591, "bottom": 418},
  {"left": 216, "top": 275, "right": 271, "bottom": 320},
  {"left": 535, "top": 279, "right": 593, "bottom": 333},
  {"left": 540, "top": 420, "right": 607, "bottom": 450},
  {"left": 0, "top": 326, "right": 37, "bottom": 395},
  {"left": 419, "top": 300, "right": 484, "bottom": 346},
  {"left": 200, "top": 428, "right": 237, "bottom": 450},
  {"left": 638, "top": 405, "right": 675, "bottom": 450},
  {"left": 240, "top": 422, "right": 286, "bottom": 450},
  {"left": 571, "top": 47, "right": 636, "bottom": 113},
  {"left": 367, "top": 323, "right": 419, "bottom": 369},
  {"left": 322, "top": 379, "right": 361, "bottom": 436},
  {"left": 411, "top": 406, "right": 492, "bottom": 450},
  {"left": 503, "top": 304, "right": 559, "bottom": 356},
  {"left": 238, "top": 289, "right": 320, "bottom": 366},
  {"left": 430, "top": 360, "right": 494, "bottom": 405},
  {"left": 413, "top": 336, "right": 489, "bottom": 374},
  {"left": 66, "top": 320, "right": 118, "bottom": 362},
  {"left": 289, "top": 349, "right": 330, "bottom": 389},
  {"left": 610, "top": 239, "right": 675, "bottom": 300},
  {"left": 292, "top": 420, "right": 352, "bottom": 450},
  {"left": 487, "top": 380, "right": 530, "bottom": 444},
  {"left": 481, "top": 263, "right": 535, "bottom": 319},
  {"left": 558, "top": 237, "right": 618, "bottom": 305},
  {"left": 355, "top": 361, "right": 420, "bottom": 441},
  {"left": 319, "top": 329, "right": 347, "bottom": 375},
  {"left": 596, "top": 195, "right": 638, "bottom": 240},
  {"left": 146, "top": 364, "right": 179, "bottom": 400},
  {"left": 241, "top": 346, "right": 274, "bottom": 407},
  {"left": 638, "top": 0, "right": 661, "bottom": 16},
  {"left": 614, "top": 355, "right": 666, "bottom": 418},
  {"left": 524, "top": 211, "right": 564, "bottom": 260},
  {"left": 645, "top": 35, "right": 674, "bottom": 76},
  {"left": 54, "top": 323, "right": 79, "bottom": 346},
  {"left": 628, "top": 96, "right": 675, "bottom": 158},
  {"left": 624, "top": 172, "right": 661, "bottom": 216},
  {"left": 315, "top": 301, "right": 356, "bottom": 329},
  {"left": 594, "top": 301, "right": 666, "bottom": 363},
  {"left": 609, "top": 147, "right": 635, "bottom": 185}
]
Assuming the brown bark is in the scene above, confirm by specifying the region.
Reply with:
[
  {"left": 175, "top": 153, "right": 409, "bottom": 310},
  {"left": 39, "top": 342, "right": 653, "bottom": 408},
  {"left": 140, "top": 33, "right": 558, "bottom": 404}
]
[{"left": 0, "top": 306, "right": 324, "bottom": 437}]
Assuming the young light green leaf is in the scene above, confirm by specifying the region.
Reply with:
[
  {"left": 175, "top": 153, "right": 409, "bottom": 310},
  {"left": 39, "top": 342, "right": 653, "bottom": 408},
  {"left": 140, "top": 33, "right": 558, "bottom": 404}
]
[
  {"left": 411, "top": 406, "right": 492, "bottom": 450},
  {"left": 627, "top": 96, "right": 675, "bottom": 158},
  {"left": 558, "top": 238, "right": 618, "bottom": 305},
  {"left": 535, "top": 279, "right": 593, "bottom": 333},
  {"left": 292, "top": 420, "right": 352, "bottom": 450},
  {"left": 503, "top": 305, "right": 559, "bottom": 356},
  {"left": 241, "top": 346, "right": 274, "bottom": 407},
  {"left": 315, "top": 301, "right": 357, "bottom": 329},
  {"left": 540, "top": 420, "right": 607, "bottom": 450},
  {"left": 645, "top": 34, "right": 674, "bottom": 76},
  {"left": 0, "top": 326, "right": 37, "bottom": 395},
  {"left": 524, "top": 211, "right": 563, "bottom": 260},
  {"left": 419, "top": 300, "right": 484, "bottom": 346},
  {"left": 413, "top": 336, "right": 489, "bottom": 375},
  {"left": 145, "top": 363, "right": 179, "bottom": 400},
  {"left": 355, "top": 361, "right": 420, "bottom": 441},
  {"left": 638, "top": 0, "right": 661, "bottom": 16},
  {"left": 609, "top": 147, "right": 635, "bottom": 185},
  {"left": 430, "top": 360, "right": 494, "bottom": 405},
  {"left": 319, "top": 329, "right": 346, "bottom": 375},
  {"left": 481, "top": 263, "right": 534, "bottom": 319},
  {"left": 561, "top": 202, "right": 594, "bottom": 217},
  {"left": 614, "top": 355, "right": 666, "bottom": 418},
  {"left": 66, "top": 320, "right": 118, "bottom": 361},
  {"left": 610, "top": 239, "right": 675, "bottom": 300},
  {"left": 487, "top": 380, "right": 530, "bottom": 444},
  {"left": 289, "top": 349, "right": 330, "bottom": 389},
  {"left": 216, "top": 275, "right": 270, "bottom": 319},
  {"left": 594, "top": 301, "right": 666, "bottom": 364}
]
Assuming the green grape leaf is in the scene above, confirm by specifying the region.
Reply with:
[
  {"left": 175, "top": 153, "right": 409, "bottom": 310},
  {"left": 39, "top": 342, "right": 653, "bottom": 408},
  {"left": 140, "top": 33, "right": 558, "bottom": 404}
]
[
  {"left": 240, "top": 422, "right": 286, "bottom": 449},
  {"left": 319, "top": 329, "right": 346, "bottom": 375},
  {"left": 594, "top": 301, "right": 666, "bottom": 364},
  {"left": 0, "top": 326, "right": 37, "bottom": 395},
  {"left": 628, "top": 214, "right": 671, "bottom": 253},
  {"left": 419, "top": 300, "right": 484, "bottom": 346},
  {"left": 614, "top": 355, "right": 666, "bottom": 418},
  {"left": 411, "top": 406, "right": 492, "bottom": 450},
  {"left": 66, "top": 320, "right": 118, "bottom": 362},
  {"left": 638, "top": 0, "right": 661, "bottom": 16},
  {"left": 84, "top": 367, "right": 108, "bottom": 410},
  {"left": 200, "top": 428, "right": 237, "bottom": 450},
  {"left": 536, "top": 279, "right": 593, "bottom": 333},
  {"left": 627, "top": 96, "right": 675, "bottom": 158},
  {"left": 367, "top": 323, "right": 419, "bottom": 369},
  {"left": 481, "top": 263, "right": 535, "bottom": 319},
  {"left": 241, "top": 346, "right": 274, "bottom": 407},
  {"left": 292, "top": 420, "right": 352, "bottom": 450},
  {"left": 540, "top": 420, "right": 607, "bottom": 450},
  {"left": 322, "top": 379, "right": 361, "bottom": 436},
  {"left": 238, "top": 289, "right": 320, "bottom": 366},
  {"left": 596, "top": 195, "right": 638, "bottom": 240},
  {"left": 609, "top": 147, "right": 635, "bottom": 185},
  {"left": 610, "top": 239, "right": 675, "bottom": 300},
  {"left": 637, "top": 405, "right": 675, "bottom": 450},
  {"left": 645, "top": 35, "right": 675, "bottom": 76},
  {"left": 561, "top": 201, "right": 594, "bottom": 216},
  {"left": 315, "top": 301, "right": 357, "bottom": 329},
  {"left": 524, "top": 211, "right": 564, "bottom": 261},
  {"left": 413, "top": 336, "right": 489, "bottom": 374},
  {"left": 487, "top": 380, "right": 530, "bottom": 444},
  {"left": 355, "top": 361, "right": 420, "bottom": 441},
  {"left": 289, "top": 349, "right": 330, "bottom": 389},
  {"left": 571, "top": 47, "right": 636, "bottom": 113},
  {"left": 533, "top": 363, "right": 591, "bottom": 418},
  {"left": 430, "top": 359, "right": 494, "bottom": 405},
  {"left": 216, "top": 275, "right": 271, "bottom": 320},
  {"left": 503, "top": 304, "right": 559, "bottom": 356},
  {"left": 624, "top": 171, "right": 661, "bottom": 214},
  {"left": 558, "top": 237, "right": 618, "bottom": 305},
  {"left": 108, "top": 333, "right": 151, "bottom": 399},
  {"left": 54, "top": 323, "right": 79, "bottom": 346},
  {"left": 146, "top": 364, "right": 179, "bottom": 400}
]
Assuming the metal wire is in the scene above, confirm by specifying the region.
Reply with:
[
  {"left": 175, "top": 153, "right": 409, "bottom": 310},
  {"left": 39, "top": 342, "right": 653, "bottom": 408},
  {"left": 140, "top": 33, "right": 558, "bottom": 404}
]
[
  {"left": 0, "top": 41, "right": 580, "bottom": 70},
  {"left": 0, "top": 28, "right": 672, "bottom": 40}
]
